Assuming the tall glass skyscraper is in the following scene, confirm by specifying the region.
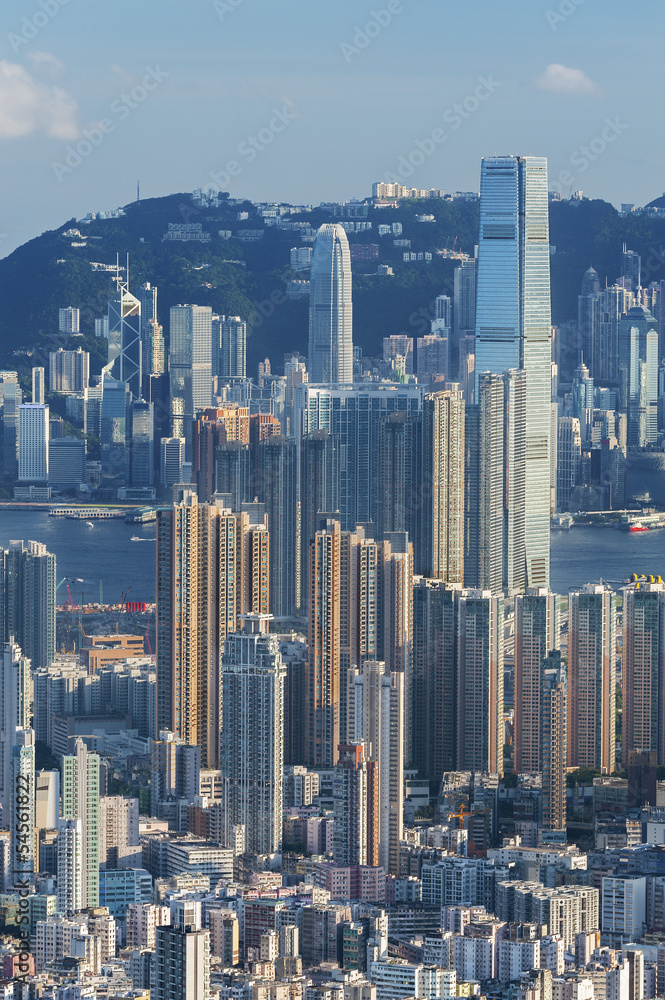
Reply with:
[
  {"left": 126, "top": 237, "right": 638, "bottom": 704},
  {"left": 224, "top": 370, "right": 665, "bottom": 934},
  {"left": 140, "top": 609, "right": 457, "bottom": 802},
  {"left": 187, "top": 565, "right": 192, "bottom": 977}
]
[
  {"left": 475, "top": 155, "right": 552, "bottom": 588},
  {"left": 308, "top": 224, "right": 353, "bottom": 383}
]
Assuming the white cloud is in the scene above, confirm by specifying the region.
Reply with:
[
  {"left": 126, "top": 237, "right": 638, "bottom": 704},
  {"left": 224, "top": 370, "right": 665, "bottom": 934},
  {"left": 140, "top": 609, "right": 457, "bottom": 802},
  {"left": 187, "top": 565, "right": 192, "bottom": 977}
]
[
  {"left": 0, "top": 60, "right": 78, "bottom": 139},
  {"left": 27, "top": 51, "right": 66, "bottom": 76},
  {"left": 536, "top": 64, "right": 603, "bottom": 97}
]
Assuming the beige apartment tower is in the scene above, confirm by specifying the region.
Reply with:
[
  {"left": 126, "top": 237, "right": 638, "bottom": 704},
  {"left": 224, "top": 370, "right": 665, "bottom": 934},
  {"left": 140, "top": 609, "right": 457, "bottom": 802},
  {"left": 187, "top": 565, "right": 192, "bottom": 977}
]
[{"left": 568, "top": 584, "right": 616, "bottom": 773}]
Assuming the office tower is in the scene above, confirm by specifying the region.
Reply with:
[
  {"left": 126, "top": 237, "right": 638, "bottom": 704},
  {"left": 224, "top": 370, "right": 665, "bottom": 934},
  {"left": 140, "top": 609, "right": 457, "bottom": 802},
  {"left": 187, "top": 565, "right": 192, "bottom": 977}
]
[
  {"left": 308, "top": 223, "right": 353, "bottom": 384},
  {"left": 541, "top": 651, "right": 567, "bottom": 833},
  {"left": 475, "top": 155, "right": 552, "bottom": 588},
  {"left": 621, "top": 246, "right": 642, "bottom": 293},
  {"left": 296, "top": 383, "right": 422, "bottom": 530},
  {"left": 0, "top": 640, "right": 31, "bottom": 827},
  {"left": 623, "top": 580, "right": 665, "bottom": 764},
  {"left": 8, "top": 729, "right": 35, "bottom": 891},
  {"left": 61, "top": 739, "right": 100, "bottom": 909},
  {"left": 619, "top": 306, "right": 658, "bottom": 446},
  {"left": 0, "top": 541, "right": 56, "bottom": 669},
  {"left": 154, "top": 901, "right": 210, "bottom": 1000},
  {"left": 100, "top": 375, "right": 129, "bottom": 482},
  {"left": 568, "top": 584, "right": 617, "bottom": 773},
  {"left": 420, "top": 388, "right": 465, "bottom": 582},
  {"left": 193, "top": 406, "right": 250, "bottom": 501},
  {"left": 32, "top": 367, "right": 45, "bottom": 405},
  {"left": 299, "top": 429, "right": 340, "bottom": 611},
  {"left": 18, "top": 403, "right": 49, "bottom": 481},
  {"left": 578, "top": 267, "right": 601, "bottom": 367},
  {"left": 347, "top": 661, "right": 404, "bottom": 873},
  {"left": 465, "top": 370, "right": 526, "bottom": 594},
  {"left": 220, "top": 614, "right": 285, "bottom": 856},
  {"left": 56, "top": 818, "right": 82, "bottom": 914},
  {"left": 333, "top": 743, "right": 378, "bottom": 867},
  {"left": 108, "top": 279, "right": 142, "bottom": 398},
  {"left": 0, "top": 372, "right": 22, "bottom": 478},
  {"left": 456, "top": 590, "right": 504, "bottom": 775},
  {"left": 156, "top": 494, "right": 269, "bottom": 767},
  {"left": 412, "top": 578, "right": 458, "bottom": 780},
  {"left": 416, "top": 334, "right": 448, "bottom": 386},
  {"left": 213, "top": 315, "right": 247, "bottom": 379},
  {"left": 307, "top": 518, "right": 342, "bottom": 768},
  {"left": 255, "top": 435, "right": 297, "bottom": 618},
  {"left": 556, "top": 417, "right": 582, "bottom": 511},
  {"left": 160, "top": 437, "right": 185, "bottom": 487},
  {"left": 138, "top": 284, "right": 164, "bottom": 382},
  {"left": 59, "top": 306, "right": 80, "bottom": 334},
  {"left": 383, "top": 335, "right": 414, "bottom": 375},
  {"left": 129, "top": 400, "right": 154, "bottom": 487},
  {"left": 49, "top": 348, "right": 90, "bottom": 393},
  {"left": 571, "top": 359, "right": 594, "bottom": 418},
  {"left": 453, "top": 258, "right": 477, "bottom": 365},
  {"left": 514, "top": 589, "right": 560, "bottom": 773},
  {"left": 48, "top": 437, "right": 86, "bottom": 491},
  {"left": 169, "top": 305, "right": 213, "bottom": 460}
]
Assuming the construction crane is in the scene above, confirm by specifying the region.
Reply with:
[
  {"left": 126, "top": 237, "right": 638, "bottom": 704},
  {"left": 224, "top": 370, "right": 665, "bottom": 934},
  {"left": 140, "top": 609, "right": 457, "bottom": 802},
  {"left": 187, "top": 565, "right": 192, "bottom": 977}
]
[
  {"left": 121, "top": 586, "right": 132, "bottom": 605},
  {"left": 144, "top": 628, "right": 153, "bottom": 656}
]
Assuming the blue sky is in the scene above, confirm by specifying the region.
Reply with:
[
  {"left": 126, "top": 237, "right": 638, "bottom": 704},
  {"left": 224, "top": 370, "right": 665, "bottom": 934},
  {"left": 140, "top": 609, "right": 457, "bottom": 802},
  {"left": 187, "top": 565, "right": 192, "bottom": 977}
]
[{"left": 0, "top": 0, "right": 661, "bottom": 255}]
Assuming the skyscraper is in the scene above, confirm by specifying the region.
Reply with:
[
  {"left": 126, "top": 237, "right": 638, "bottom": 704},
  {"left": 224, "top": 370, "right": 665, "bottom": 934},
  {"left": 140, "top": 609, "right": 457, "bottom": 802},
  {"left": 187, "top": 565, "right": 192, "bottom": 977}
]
[
  {"left": 254, "top": 435, "right": 298, "bottom": 618},
  {"left": 169, "top": 305, "right": 214, "bottom": 460},
  {"left": 475, "top": 155, "right": 552, "bottom": 588},
  {"left": 156, "top": 493, "right": 269, "bottom": 767},
  {"left": 0, "top": 639, "right": 31, "bottom": 827},
  {"left": 541, "top": 651, "right": 567, "bottom": 834},
  {"left": 307, "top": 518, "right": 342, "bottom": 768},
  {"left": 61, "top": 738, "right": 100, "bottom": 909},
  {"left": 129, "top": 400, "right": 154, "bottom": 487},
  {"left": 299, "top": 429, "right": 340, "bottom": 611},
  {"left": 18, "top": 403, "right": 49, "bottom": 482},
  {"left": 100, "top": 375, "right": 130, "bottom": 482},
  {"left": 514, "top": 589, "right": 560, "bottom": 774},
  {"left": 8, "top": 729, "right": 35, "bottom": 892},
  {"left": 192, "top": 405, "right": 250, "bottom": 501},
  {"left": 308, "top": 224, "right": 353, "bottom": 384},
  {"left": 0, "top": 540, "right": 56, "bottom": 670},
  {"left": 456, "top": 589, "right": 504, "bottom": 775},
  {"left": 465, "top": 370, "right": 526, "bottom": 594},
  {"left": 568, "top": 584, "right": 617, "bottom": 774},
  {"left": 618, "top": 306, "right": 658, "bottom": 447},
  {"left": 213, "top": 315, "right": 247, "bottom": 379},
  {"left": 454, "top": 258, "right": 477, "bottom": 370},
  {"left": 346, "top": 661, "right": 404, "bottom": 873},
  {"left": 333, "top": 743, "right": 378, "bottom": 867},
  {"left": 108, "top": 280, "right": 142, "bottom": 399},
  {"left": 220, "top": 614, "right": 286, "bottom": 857},
  {"left": 623, "top": 580, "right": 665, "bottom": 765},
  {"left": 49, "top": 348, "right": 90, "bottom": 393},
  {"left": 420, "top": 388, "right": 465, "bottom": 583},
  {"left": 32, "top": 367, "right": 45, "bottom": 405}
]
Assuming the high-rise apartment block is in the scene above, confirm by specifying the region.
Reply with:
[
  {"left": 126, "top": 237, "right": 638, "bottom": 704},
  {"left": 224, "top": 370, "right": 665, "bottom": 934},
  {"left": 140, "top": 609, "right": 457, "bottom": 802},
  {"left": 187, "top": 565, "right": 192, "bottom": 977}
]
[
  {"left": 568, "top": 584, "right": 617, "bottom": 773},
  {"left": 308, "top": 224, "right": 353, "bottom": 383},
  {"left": 213, "top": 315, "right": 247, "bottom": 379},
  {"left": 333, "top": 743, "right": 378, "bottom": 867},
  {"left": 58, "top": 306, "right": 80, "bottom": 334},
  {"left": 61, "top": 739, "right": 100, "bottom": 909},
  {"left": 49, "top": 348, "right": 89, "bottom": 393},
  {"left": 154, "top": 900, "right": 210, "bottom": 1000},
  {"left": 475, "top": 155, "right": 552, "bottom": 588},
  {"left": 0, "top": 540, "right": 56, "bottom": 669},
  {"left": 514, "top": 590, "right": 560, "bottom": 774},
  {"left": 0, "top": 639, "right": 31, "bottom": 833},
  {"left": 220, "top": 614, "right": 286, "bottom": 857},
  {"left": 623, "top": 580, "right": 665, "bottom": 765},
  {"left": 156, "top": 493, "right": 269, "bottom": 767}
]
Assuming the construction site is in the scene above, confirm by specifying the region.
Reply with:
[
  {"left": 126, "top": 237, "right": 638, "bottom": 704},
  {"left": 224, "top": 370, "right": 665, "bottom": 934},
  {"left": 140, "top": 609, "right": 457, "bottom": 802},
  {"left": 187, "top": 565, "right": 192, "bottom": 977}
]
[{"left": 55, "top": 576, "right": 155, "bottom": 656}]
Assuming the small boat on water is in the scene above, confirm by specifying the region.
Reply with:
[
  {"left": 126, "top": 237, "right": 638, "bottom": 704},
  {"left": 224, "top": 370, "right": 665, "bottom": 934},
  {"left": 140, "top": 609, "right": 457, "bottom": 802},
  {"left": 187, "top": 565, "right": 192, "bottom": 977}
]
[
  {"left": 629, "top": 524, "right": 650, "bottom": 532},
  {"left": 130, "top": 536, "right": 155, "bottom": 542},
  {"left": 86, "top": 522, "right": 94, "bottom": 528}
]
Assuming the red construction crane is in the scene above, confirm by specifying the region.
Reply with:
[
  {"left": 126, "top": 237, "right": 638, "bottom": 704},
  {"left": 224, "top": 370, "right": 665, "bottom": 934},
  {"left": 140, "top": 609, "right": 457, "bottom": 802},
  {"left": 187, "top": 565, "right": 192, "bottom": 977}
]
[{"left": 144, "top": 629, "right": 153, "bottom": 656}]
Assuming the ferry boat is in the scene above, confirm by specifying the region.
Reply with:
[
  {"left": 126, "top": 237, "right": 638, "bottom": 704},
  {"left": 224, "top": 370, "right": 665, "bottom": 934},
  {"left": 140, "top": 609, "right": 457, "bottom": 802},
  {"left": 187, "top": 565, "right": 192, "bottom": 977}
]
[{"left": 629, "top": 524, "right": 650, "bottom": 532}]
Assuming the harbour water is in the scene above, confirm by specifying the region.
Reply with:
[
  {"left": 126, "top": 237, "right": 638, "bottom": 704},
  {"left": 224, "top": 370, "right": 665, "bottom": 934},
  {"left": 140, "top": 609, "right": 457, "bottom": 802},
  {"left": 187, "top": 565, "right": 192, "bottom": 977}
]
[{"left": 2, "top": 507, "right": 665, "bottom": 601}]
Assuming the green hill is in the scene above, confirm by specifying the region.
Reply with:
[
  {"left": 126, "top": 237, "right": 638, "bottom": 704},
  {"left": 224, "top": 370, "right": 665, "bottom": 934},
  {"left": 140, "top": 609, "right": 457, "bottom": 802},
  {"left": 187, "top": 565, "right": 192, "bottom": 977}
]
[{"left": 1, "top": 191, "right": 664, "bottom": 386}]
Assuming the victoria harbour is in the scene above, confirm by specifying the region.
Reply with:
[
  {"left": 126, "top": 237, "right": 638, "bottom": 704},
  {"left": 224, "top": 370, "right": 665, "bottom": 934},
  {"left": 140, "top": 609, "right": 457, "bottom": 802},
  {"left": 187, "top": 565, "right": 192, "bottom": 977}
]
[{"left": 3, "top": 507, "right": 665, "bottom": 601}]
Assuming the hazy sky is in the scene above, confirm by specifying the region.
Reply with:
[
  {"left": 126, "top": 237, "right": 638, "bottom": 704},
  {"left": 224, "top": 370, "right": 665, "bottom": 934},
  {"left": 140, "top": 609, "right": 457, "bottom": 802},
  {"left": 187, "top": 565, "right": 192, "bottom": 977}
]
[{"left": 0, "top": 0, "right": 661, "bottom": 256}]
